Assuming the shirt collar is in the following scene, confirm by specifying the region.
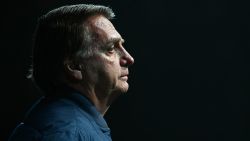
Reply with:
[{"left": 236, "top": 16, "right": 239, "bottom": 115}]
[{"left": 61, "top": 86, "right": 110, "bottom": 133}]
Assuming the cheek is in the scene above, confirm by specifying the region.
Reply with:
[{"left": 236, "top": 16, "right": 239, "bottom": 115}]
[
  {"left": 91, "top": 54, "right": 121, "bottom": 78},
  {"left": 104, "top": 59, "right": 120, "bottom": 75},
  {"left": 98, "top": 53, "right": 119, "bottom": 68}
]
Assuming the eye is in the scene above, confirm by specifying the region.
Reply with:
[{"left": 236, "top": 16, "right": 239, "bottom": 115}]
[{"left": 107, "top": 45, "right": 115, "bottom": 53}]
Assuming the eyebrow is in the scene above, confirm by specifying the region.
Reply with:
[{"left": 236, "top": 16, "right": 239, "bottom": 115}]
[{"left": 107, "top": 37, "right": 125, "bottom": 44}]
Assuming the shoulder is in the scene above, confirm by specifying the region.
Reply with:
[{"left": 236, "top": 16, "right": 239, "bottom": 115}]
[
  {"left": 9, "top": 97, "right": 110, "bottom": 141},
  {"left": 25, "top": 97, "right": 95, "bottom": 136},
  {"left": 41, "top": 128, "right": 104, "bottom": 141},
  {"left": 8, "top": 123, "right": 101, "bottom": 141}
]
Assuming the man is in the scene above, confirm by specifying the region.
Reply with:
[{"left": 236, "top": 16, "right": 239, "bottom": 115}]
[{"left": 8, "top": 4, "right": 134, "bottom": 141}]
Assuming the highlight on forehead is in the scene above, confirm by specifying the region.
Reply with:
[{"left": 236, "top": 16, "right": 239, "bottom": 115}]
[
  {"left": 84, "top": 15, "right": 115, "bottom": 34},
  {"left": 94, "top": 15, "right": 115, "bottom": 30}
]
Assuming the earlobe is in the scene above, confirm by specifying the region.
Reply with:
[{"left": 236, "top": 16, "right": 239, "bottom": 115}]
[{"left": 64, "top": 61, "right": 83, "bottom": 81}]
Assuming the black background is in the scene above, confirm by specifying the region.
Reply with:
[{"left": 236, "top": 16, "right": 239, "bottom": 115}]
[{"left": 1, "top": 0, "right": 250, "bottom": 141}]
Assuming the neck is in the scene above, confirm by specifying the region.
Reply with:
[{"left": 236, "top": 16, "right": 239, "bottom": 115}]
[{"left": 67, "top": 83, "right": 112, "bottom": 115}]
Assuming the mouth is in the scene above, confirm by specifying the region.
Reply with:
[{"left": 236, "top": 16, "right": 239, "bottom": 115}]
[
  {"left": 120, "top": 69, "right": 129, "bottom": 81},
  {"left": 120, "top": 75, "right": 128, "bottom": 81},
  {"left": 120, "top": 72, "right": 129, "bottom": 81}
]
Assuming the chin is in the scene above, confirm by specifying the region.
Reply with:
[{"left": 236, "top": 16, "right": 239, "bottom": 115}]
[
  {"left": 108, "top": 83, "right": 129, "bottom": 105},
  {"left": 117, "top": 82, "right": 129, "bottom": 93}
]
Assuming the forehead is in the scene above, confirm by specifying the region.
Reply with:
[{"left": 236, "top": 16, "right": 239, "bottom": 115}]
[{"left": 85, "top": 15, "right": 122, "bottom": 42}]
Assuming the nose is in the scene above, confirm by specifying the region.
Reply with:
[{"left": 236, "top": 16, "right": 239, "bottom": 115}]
[{"left": 120, "top": 48, "right": 134, "bottom": 67}]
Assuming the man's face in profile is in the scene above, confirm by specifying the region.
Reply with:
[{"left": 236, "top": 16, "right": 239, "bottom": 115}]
[{"left": 82, "top": 15, "right": 134, "bottom": 96}]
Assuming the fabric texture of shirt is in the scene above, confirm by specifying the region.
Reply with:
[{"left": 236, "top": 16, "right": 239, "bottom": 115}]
[{"left": 8, "top": 87, "right": 112, "bottom": 141}]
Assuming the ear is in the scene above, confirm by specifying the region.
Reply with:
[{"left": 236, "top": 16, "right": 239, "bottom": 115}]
[{"left": 64, "top": 60, "right": 83, "bottom": 81}]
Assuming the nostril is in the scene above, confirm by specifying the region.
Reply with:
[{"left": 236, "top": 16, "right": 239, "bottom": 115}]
[
  {"left": 120, "top": 59, "right": 127, "bottom": 66},
  {"left": 120, "top": 55, "right": 134, "bottom": 67}
]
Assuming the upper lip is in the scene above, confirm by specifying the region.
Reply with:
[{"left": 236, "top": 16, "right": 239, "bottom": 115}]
[
  {"left": 121, "top": 73, "right": 128, "bottom": 77},
  {"left": 120, "top": 70, "right": 129, "bottom": 77}
]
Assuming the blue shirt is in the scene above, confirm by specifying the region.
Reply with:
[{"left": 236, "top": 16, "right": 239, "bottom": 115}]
[{"left": 8, "top": 88, "right": 112, "bottom": 141}]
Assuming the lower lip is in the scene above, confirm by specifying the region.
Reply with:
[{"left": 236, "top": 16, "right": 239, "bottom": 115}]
[{"left": 120, "top": 76, "right": 128, "bottom": 81}]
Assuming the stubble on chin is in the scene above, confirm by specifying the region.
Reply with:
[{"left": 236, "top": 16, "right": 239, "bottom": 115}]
[{"left": 117, "top": 80, "right": 129, "bottom": 94}]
